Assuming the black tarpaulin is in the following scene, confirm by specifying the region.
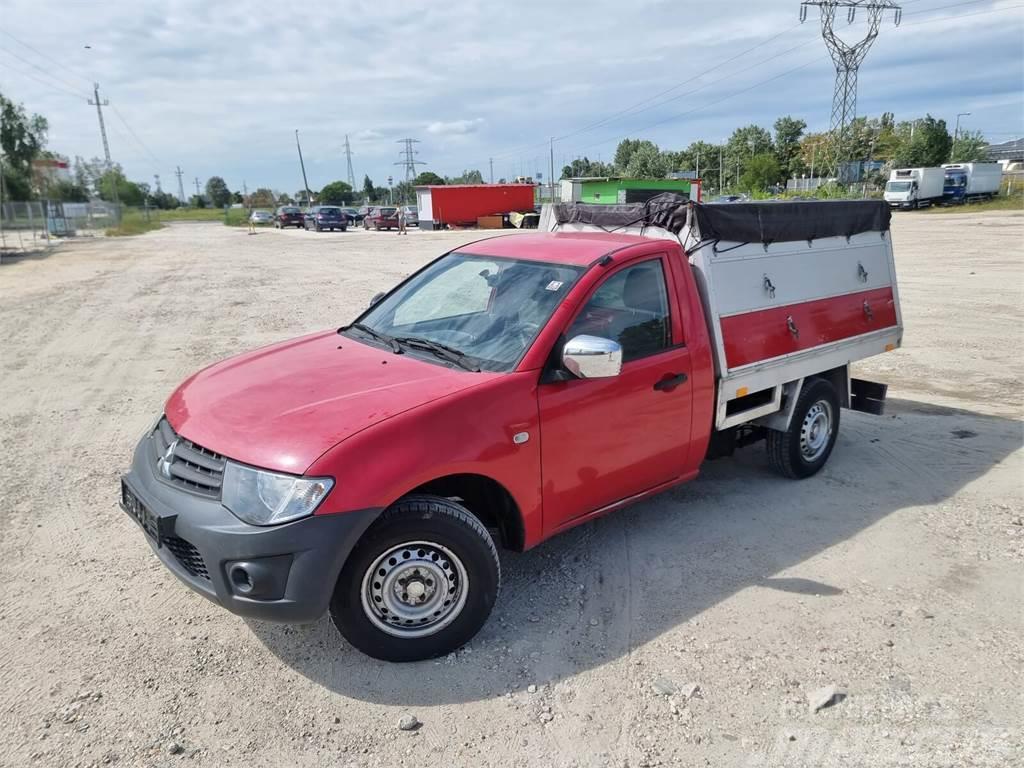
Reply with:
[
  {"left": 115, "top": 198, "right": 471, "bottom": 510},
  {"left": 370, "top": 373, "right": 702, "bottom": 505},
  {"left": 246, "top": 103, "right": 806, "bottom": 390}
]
[
  {"left": 552, "top": 194, "right": 891, "bottom": 243},
  {"left": 692, "top": 199, "right": 891, "bottom": 243}
]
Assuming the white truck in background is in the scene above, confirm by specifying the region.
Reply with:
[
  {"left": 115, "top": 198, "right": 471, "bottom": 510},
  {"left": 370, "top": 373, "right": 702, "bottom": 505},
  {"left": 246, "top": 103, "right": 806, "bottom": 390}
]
[
  {"left": 884, "top": 167, "right": 945, "bottom": 209},
  {"left": 941, "top": 162, "right": 1002, "bottom": 204}
]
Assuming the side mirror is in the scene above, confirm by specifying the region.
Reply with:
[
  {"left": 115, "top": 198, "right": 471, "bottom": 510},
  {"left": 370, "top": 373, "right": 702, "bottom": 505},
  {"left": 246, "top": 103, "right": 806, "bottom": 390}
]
[
  {"left": 369, "top": 292, "right": 386, "bottom": 308},
  {"left": 562, "top": 335, "right": 622, "bottom": 379}
]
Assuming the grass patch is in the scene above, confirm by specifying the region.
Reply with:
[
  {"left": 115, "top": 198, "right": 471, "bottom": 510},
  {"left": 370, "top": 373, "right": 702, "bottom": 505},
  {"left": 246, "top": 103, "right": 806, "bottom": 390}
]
[
  {"left": 105, "top": 209, "right": 165, "bottom": 237},
  {"left": 924, "top": 194, "right": 1024, "bottom": 214},
  {"left": 153, "top": 207, "right": 251, "bottom": 226}
]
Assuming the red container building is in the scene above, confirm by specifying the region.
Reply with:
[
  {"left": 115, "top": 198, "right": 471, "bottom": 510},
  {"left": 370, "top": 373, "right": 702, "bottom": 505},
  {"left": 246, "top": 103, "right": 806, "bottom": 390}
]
[{"left": 415, "top": 184, "right": 536, "bottom": 230}]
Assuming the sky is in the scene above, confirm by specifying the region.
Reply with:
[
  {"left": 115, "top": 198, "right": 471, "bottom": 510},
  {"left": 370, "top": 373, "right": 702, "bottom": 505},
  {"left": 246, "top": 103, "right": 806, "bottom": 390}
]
[{"left": 0, "top": 0, "right": 1021, "bottom": 197}]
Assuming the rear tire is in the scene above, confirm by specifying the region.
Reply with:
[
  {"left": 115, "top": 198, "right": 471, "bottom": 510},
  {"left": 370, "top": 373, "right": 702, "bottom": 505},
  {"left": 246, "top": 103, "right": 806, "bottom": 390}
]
[
  {"left": 766, "top": 378, "right": 840, "bottom": 479},
  {"left": 330, "top": 495, "right": 500, "bottom": 662}
]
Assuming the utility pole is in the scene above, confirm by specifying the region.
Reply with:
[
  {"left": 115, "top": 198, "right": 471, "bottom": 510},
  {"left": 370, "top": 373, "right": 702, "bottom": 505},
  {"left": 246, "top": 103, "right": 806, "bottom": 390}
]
[
  {"left": 87, "top": 83, "right": 118, "bottom": 206},
  {"left": 549, "top": 137, "right": 555, "bottom": 205},
  {"left": 153, "top": 174, "right": 161, "bottom": 193},
  {"left": 395, "top": 138, "right": 425, "bottom": 183},
  {"left": 489, "top": 157, "right": 494, "bottom": 184},
  {"left": 719, "top": 145, "right": 724, "bottom": 193},
  {"left": 800, "top": 1, "right": 901, "bottom": 179},
  {"left": 952, "top": 112, "right": 971, "bottom": 161},
  {"left": 344, "top": 134, "right": 356, "bottom": 190},
  {"left": 295, "top": 129, "right": 312, "bottom": 207},
  {"left": 194, "top": 177, "right": 201, "bottom": 199},
  {"left": 175, "top": 166, "right": 186, "bottom": 204}
]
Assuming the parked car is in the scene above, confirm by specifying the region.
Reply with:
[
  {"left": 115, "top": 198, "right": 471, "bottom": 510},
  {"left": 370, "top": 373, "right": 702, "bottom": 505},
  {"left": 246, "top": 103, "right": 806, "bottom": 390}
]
[
  {"left": 304, "top": 206, "right": 348, "bottom": 232},
  {"left": 363, "top": 206, "right": 399, "bottom": 231},
  {"left": 401, "top": 205, "right": 419, "bottom": 227},
  {"left": 120, "top": 199, "right": 901, "bottom": 662},
  {"left": 249, "top": 210, "right": 274, "bottom": 225},
  {"left": 274, "top": 206, "right": 305, "bottom": 228},
  {"left": 340, "top": 207, "right": 361, "bottom": 225}
]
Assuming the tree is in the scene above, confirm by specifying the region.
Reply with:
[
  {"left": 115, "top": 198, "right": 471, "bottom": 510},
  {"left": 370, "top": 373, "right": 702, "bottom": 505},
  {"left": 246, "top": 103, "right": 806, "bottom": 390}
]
[
  {"left": 362, "top": 174, "right": 374, "bottom": 201},
  {"left": 1, "top": 92, "right": 48, "bottom": 199},
  {"left": 724, "top": 125, "right": 774, "bottom": 188},
  {"left": 47, "top": 179, "right": 90, "bottom": 202},
  {"left": 205, "top": 176, "right": 231, "bottom": 208},
  {"left": 740, "top": 154, "right": 782, "bottom": 192},
  {"left": 277, "top": 192, "right": 293, "bottom": 205},
  {"left": 319, "top": 180, "right": 355, "bottom": 204},
  {"left": 190, "top": 194, "right": 207, "bottom": 208},
  {"left": 614, "top": 139, "right": 656, "bottom": 173},
  {"left": 950, "top": 130, "right": 989, "bottom": 162},
  {"left": 892, "top": 115, "right": 952, "bottom": 167},
  {"left": 231, "top": 190, "right": 244, "bottom": 204},
  {"left": 248, "top": 188, "right": 276, "bottom": 208},
  {"left": 773, "top": 116, "right": 807, "bottom": 179},
  {"left": 625, "top": 143, "right": 670, "bottom": 178},
  {"left": 151, "top": 190, "right": 180, "bottom": 209},
  {"left": 413, "top": 171, "right": 445, "bottom": 186},
  {"left": 446, "top": 169, "right": 485, "bottom": 184},
  {"left": 394, "top": 181, "right": 416, "bottom": 204},
  {"left": 560, "top": 157, "right": 615, "bottom": 179},
  {"left": 97, "top": 167, "right": 145, "bottom": 206}
]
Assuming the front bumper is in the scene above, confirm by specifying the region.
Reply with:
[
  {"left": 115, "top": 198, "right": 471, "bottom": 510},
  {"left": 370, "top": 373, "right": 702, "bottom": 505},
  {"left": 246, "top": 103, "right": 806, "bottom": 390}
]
[{"left": 121, "top": 433, "right": 379, "bottom": 623}]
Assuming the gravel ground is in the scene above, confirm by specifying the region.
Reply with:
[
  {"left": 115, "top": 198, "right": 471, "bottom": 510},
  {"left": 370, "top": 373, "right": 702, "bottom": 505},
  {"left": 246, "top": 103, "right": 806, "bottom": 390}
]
[{"left": 0, "top": 213, "right": 1021, "bottom": 768}]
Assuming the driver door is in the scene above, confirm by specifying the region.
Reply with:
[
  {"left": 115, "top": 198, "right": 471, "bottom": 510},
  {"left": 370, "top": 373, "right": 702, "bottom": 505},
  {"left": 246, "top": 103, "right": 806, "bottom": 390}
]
[{"left": 538, "top": 256, "right": 692, "bottom": 534}]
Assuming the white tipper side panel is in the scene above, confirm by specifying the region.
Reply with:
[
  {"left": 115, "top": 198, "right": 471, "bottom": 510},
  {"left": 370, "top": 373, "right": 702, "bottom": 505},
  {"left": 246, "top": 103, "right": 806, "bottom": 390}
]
[
  {"left": 688, "top": 231, "right": 902, "bottom": 429},
  {"left": 709, "top": 232, "right": 894, "bottom": 317}
]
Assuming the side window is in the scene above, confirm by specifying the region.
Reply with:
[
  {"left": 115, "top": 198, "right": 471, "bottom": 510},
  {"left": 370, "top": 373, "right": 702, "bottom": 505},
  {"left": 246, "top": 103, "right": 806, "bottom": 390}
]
[{"left": 566, "top": 260, "right": 671, "bottom": 362}]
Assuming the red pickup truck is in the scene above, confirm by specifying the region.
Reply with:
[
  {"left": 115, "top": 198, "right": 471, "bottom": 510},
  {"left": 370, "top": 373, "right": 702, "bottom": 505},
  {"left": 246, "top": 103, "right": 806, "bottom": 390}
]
[{"left": 121, "top": 198, "right": 901, "bottom": 661}]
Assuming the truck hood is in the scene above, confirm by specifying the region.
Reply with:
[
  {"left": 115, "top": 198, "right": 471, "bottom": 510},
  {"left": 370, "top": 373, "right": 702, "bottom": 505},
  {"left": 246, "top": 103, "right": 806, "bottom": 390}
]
[{"left": 164, "top": 330, "right": 490, "bottom": 473}]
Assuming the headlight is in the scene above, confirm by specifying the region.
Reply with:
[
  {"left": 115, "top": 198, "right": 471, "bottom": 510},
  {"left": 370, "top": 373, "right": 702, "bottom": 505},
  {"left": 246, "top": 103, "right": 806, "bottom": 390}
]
[{"left": 222, "top": 462, "right": 334, "bottom": 526}]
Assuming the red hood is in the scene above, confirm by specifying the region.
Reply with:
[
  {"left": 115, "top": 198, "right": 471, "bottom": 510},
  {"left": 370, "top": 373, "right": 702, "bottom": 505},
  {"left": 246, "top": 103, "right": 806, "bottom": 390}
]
[{"left": 165, "top": 330, "right": 490, "bottom": 473}]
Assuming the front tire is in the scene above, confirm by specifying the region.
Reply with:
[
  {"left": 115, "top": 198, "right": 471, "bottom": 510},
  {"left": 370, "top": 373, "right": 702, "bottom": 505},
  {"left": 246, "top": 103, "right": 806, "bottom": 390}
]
[
  {"left": 330, "top": 495, "right": 500, "bottom": 662},
  {"left": 766, "top": 378, "right": 840, "bottom": 479}
]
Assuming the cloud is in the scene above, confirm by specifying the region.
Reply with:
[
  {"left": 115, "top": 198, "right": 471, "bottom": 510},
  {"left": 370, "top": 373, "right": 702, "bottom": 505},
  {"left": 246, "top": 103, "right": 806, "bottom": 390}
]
[
  {"left": 427, "top": 119, "right": 485, "bottom": 136},
  {"left": 0, "top": 0, "right": 1019, "bottom": 191}
]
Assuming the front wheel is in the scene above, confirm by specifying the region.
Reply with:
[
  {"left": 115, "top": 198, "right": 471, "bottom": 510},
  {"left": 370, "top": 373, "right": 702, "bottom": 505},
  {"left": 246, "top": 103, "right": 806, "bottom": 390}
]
[
  {"left": 766, "top": 378, "right": 840, "bottom": 479},
  {"left": 330, "top": 495, "right": 500, "bottom": 662}
]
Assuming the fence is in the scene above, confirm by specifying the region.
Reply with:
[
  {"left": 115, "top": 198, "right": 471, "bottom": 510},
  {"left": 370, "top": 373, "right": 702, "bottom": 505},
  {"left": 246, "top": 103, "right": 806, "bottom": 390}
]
[{"left": 0, "top": 200, "right": 121, "bottom": 256}]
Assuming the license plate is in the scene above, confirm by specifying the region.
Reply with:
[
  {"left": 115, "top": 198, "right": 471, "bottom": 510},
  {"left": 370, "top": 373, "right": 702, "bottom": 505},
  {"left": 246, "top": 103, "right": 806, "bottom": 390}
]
[{"left": 121, "top": 481, "right": 174, "bottom": 546}]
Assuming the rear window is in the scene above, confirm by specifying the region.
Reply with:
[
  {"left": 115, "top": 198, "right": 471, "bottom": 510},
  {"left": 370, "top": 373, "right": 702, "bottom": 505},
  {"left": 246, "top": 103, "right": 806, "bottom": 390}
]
[
  {"left": 281, "top": 207, "right": 300, "bottom": 213},
  {"left": 379, "top": 208, "right": 397, "bottom": 215}
]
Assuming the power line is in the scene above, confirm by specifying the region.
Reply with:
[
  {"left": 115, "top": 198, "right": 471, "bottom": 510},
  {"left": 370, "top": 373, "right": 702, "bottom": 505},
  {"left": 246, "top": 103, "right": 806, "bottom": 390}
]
[
  {"left": 0, "top": 44, "right": 88, "bottom": 95},
  {"left": 110, "top": 103, "right": 159, "bottom": 164},
  {"left": 0, "top": 53, "right": 86, "bottom": 99},
  {"left": 0, "top": 28, "right": 94, "bottom": 88}
]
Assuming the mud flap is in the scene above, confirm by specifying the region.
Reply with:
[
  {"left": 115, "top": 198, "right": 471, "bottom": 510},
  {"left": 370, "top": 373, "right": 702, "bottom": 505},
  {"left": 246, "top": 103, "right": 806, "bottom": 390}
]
[{"left": 851, "top": 378, "right": 887, "bottom": 415}]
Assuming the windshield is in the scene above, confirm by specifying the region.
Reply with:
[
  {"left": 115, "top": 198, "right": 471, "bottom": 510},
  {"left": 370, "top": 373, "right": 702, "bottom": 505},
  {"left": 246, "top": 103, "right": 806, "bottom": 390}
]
[
  {"left": 885, "top": 181, "right": 912, "bottom": 193},
  {"left": 319, "top": 207, "right": 341, "bottom": 215},
  {"left": 351, "top": 252, "right": 584, "bottom": 372}
]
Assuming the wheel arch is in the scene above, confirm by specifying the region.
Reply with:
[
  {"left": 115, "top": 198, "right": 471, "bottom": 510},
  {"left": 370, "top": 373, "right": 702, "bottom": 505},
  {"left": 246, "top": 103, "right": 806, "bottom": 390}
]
[{"left": 400, "top": 473, "right": 525, "bottom": 552}]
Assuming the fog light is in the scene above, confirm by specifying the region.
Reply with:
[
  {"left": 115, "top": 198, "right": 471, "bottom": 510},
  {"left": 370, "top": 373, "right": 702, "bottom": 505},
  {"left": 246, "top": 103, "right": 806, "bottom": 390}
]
[{"left": 229, "top": 564, "right": 254, "bottom": 594}]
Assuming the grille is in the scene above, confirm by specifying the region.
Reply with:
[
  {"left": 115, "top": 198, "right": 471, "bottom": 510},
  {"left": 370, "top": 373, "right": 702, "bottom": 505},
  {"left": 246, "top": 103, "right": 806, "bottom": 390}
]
[
  {"left": 152, "top": 418, "right": 226, "bottom": 499},
  {"left": 163, "top": 536, "right": 210, "bottom": 580}
]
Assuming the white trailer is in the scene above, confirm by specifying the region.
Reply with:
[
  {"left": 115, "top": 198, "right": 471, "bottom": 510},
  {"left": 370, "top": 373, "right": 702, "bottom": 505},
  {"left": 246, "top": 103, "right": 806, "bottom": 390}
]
[
  {"left": 884, "top": 167, "right": 945, "bottom": 209},
  {"left": 941, "top": 162, "right": 1002, "bottom": 203}
]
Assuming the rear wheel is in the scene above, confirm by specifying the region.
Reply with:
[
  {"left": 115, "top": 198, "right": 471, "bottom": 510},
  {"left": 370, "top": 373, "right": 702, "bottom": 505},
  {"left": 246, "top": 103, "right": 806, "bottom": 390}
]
[
  {"left": 330, "top": 495, "right": 500, "bottom": 662},
  {"left": 766, "top": 378, "right": 840, "bottom": 479}
]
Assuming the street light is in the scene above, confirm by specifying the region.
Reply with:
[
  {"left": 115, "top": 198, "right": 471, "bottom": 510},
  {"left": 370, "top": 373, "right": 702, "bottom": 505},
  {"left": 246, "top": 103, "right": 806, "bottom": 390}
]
[
  {"left": 387, "top": 175, "right": 393, "bottom": 204},
  {"left": 952, "top": 112, "right": 971, "bottom": 161}
]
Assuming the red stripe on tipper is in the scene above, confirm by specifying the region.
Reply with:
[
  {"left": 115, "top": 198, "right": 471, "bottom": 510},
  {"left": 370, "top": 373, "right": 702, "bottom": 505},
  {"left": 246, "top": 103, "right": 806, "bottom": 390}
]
[{"left": 721, "top": 287, "right": 896, "bottom": 369}]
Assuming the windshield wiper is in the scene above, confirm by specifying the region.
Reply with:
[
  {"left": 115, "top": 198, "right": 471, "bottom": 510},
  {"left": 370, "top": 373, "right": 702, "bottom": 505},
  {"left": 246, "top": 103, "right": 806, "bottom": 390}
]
[
  {"left": 339, "top": 322, "right": 402, "bottom": 353},
  {"left": 394, "top": 336, "right": 481, "bottom": 372}
]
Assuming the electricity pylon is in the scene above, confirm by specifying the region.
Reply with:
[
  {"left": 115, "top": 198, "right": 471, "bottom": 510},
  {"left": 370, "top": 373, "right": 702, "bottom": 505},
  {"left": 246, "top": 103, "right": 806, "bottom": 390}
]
[
  {"left": 800, "top": 1, "right": 901, "bottom": 179},
  {"left": 395, "top": 138, "right": 426, "bottom": 182}
]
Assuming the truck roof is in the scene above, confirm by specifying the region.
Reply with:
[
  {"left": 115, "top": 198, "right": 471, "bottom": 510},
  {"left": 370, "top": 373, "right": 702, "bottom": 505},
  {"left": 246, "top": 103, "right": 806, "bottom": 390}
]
[{"left": 458, "top": 232, "right": 650, "bottom": 266}]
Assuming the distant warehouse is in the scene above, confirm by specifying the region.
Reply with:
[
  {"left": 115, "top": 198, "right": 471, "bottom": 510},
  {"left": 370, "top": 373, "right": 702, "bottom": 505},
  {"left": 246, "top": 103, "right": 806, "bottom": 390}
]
[{"left": 560, "top": 176, "right": 702, "bottom": 204}]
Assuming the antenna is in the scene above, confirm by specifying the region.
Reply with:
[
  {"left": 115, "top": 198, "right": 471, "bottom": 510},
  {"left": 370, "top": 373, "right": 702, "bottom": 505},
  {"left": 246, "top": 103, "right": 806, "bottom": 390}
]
[{"left": 800, "top": 1, "right": 901, "bottom": 179}]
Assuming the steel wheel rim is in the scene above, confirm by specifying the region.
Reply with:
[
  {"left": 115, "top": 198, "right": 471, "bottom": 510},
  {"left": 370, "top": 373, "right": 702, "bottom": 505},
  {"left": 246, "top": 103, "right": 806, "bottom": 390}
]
[
  {"left": 360, "top": 540, "right": 469, "bottom": 638},
  {"left": 800, "top": 400, "right": 833, "bottom": 461}
]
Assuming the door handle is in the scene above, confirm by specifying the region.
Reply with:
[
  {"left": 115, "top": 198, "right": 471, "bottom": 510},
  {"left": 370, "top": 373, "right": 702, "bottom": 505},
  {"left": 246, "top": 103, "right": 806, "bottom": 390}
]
[{"left": 653, "top": 372, "right": 688, "bottom": 391}]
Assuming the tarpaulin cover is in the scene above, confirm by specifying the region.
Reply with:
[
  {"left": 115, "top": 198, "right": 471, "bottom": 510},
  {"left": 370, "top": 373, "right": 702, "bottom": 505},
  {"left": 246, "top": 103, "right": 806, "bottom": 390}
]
[
  {"left": 552, "top": 193, "right": 891, "bottom": 243},
  {"left": 693, "top": 199, "right": 891, "bottom": 243}
]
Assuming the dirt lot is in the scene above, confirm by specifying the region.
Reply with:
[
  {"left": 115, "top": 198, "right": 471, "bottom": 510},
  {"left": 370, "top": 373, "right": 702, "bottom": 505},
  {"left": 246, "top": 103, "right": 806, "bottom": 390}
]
[{"left": 1, "top": 213, "right": 1021, "bottom": 768}]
